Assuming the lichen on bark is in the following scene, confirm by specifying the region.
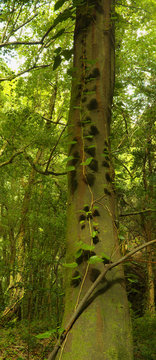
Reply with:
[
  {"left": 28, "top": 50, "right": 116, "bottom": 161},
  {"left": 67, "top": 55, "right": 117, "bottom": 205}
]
[{"left": 57, "top": 0, "right": 133, "bottom": 359}]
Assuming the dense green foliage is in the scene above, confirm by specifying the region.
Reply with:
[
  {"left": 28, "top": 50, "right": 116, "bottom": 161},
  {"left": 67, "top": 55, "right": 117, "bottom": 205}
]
[{"left": 0, "top": 0, "right": 155, "bottom": 358}]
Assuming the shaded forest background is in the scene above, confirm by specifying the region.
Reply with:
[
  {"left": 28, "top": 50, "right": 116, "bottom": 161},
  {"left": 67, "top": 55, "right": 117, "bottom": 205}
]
[{"left": 0, "top": 0, "right": 155, "bottom": 359}]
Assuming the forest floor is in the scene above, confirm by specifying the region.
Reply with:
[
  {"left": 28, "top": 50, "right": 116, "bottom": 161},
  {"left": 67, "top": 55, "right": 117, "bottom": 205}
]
[
  {"left": 0, "top": 320, "right": 55, "bottom": 360},
  {"left": 0, "top": 315, "right": 156, "bottom": 360}
]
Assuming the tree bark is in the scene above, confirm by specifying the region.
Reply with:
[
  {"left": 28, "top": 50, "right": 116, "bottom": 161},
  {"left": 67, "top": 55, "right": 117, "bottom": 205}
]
[{"left": 57, "top": 1, "right": 133, "bottom": 359}]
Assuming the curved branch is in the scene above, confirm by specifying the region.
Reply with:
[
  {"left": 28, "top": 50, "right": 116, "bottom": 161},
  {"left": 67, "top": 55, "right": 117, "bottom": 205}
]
[
  {"left": 48, "top": 239, "right": 156, "bottom": 360},
  {"left": 0, "top": 149, "right": 23, "bottom": 167},
  {"left": 0, "top": 62, "right": 53, "bottom": 82}
]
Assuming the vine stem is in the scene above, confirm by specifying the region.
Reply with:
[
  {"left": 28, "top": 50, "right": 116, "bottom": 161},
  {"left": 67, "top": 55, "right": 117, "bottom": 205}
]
[{"left": 48, "top": 239, "right": 156, "bottom": 360}]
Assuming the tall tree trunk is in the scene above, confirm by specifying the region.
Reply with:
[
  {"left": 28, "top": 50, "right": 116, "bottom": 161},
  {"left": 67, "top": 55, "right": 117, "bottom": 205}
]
[
  {"left": 0, "top": 150, "right": 42, "bottom": 325},
  {"left": 142, "top": 139, "right": 155, "bottom": 315},
  {"left": 58, "top": 1, "right": 133, "bottom": 359}
]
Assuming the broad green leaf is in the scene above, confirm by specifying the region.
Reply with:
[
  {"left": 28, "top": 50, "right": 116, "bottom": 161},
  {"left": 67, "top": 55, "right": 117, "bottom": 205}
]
[
  {"left": 88, "top": 256, "right": 103, "bottom": 264},
  {"left": 67, "top": 140, "right": 77, "bottom": 145},
  {"left": 101, "top": 253, "right": 111, "bottom": 262},
  {"left": 80, "top": 243, "right": 95, "bottom": 251},
  {"left": 66, "top": 166, "right": 76, "bottom": 172},
  {"left": 35, "top": 330, "right": 56, "bottom": 339},
  {"left": 54, "top": 0, "right": 66, "bottom": 11},
  {"left": 62, "top": 156, "right": 74, "bottom": 163},
  {"left": 75, "top": 249, "right": 83, "bottom": 258},
  {"left": 53, "top": 9, "right": 74, "bottom": 27},
  {"left": 92, "top": 230, "right": 98, "bottom": 238},
  {"left": 62, "top": 49, "right": 74, "bottom": 60},
  {"left": 54, "top": 46, "right": 62, "bottom": 54},
  {"left": 88, "top": 145, "right": 96, "bottom": 149},
  {"left": 63, "top": 262, "right": 78, "bottom": 268},
  {"left": 119, "top": 235, "right": 125, "bottom": 240},
  {"left": 52, "top": 28, "right": 65, "bottom": 40},
  {"left": 93, "top": 205, "right": 99, "bottom": 210},
  {"left": 53, "top": 55, "right": 62, "bottom": 71}
]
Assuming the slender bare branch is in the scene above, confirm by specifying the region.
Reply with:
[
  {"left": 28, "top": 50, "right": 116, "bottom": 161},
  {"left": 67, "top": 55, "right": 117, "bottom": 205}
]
[
  {"left": 42, "top": 116, "right": 66, "bottom": 126},
  {"left": 0, "top": 150, "right": 23, "bottom": 168},
  {"left": 10, "top": 12, "right": 38, "bottom": 35},
  {"left": 45, "top": 125, "right": 67, "bottom": 172},
  {"left": 0, "top": 62, "right": 53, "bottom": 82},
  {"left": 120, "top": 209, "right": 156, "bottom": 217},
  {"left": 24, "top": 152, "right": 67, "bottom": 176},
  {"left": 0, "top": 40, "right": 41, "bottom": 48}
]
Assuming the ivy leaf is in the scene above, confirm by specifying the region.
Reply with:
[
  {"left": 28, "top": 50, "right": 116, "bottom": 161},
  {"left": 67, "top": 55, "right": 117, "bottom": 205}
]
[
  {"left": 53, "top": 55, "right": 62, "bottom": 71},
  {"left": 101, "top": 253, "right": 111, "bottom": 263},
  {"left": 88, "top": 256, "right": 103, "bottom": 264},
  {"left": 81, "top": 157, "right": 93, "bottom": 166},
  {"left": 54, "top": 0, "right": 66, "bottom": 11},
  {"left": 75, "top": 249, "right": 83, "bottom": 259},
  {"left": 63, "top": 262, "right": 78, "bottom": 268}
]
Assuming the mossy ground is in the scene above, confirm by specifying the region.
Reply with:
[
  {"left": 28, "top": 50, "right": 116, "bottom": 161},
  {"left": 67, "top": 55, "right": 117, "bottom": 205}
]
[
  {"left": 0, "top": 315, "right": 155, "bottom": 359},
  {"left": 0, "top": 320, "right": 56, "bottom": 360},
  {"left": 132, "top": 314, "right": 156, "bottom": 360}
]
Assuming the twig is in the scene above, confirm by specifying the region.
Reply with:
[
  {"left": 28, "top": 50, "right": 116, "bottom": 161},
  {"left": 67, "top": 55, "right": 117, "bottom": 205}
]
[
  {"left": 48, "top": 239, "right": 156, "bottom": 360},
  {"left": 120, "top": 209, "right": 156, "bottom": 217},
  {"left": 24, "top": 152, "right": 67, "bottom": 176},
  {"left": 0, "top": 149, "right": 23, "bottom": 167},
  {"left": 0, "top": 63, "right": 53, "bottom": 82}
]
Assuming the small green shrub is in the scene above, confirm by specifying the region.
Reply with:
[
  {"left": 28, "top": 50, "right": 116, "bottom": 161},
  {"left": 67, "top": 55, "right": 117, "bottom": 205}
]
[{"left": 133, "top": 314, "right": 156, "bottom": 360}]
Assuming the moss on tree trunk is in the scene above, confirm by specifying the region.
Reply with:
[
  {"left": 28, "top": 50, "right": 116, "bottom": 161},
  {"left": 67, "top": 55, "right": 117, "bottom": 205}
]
[{"left": 58, "top": 1, "right": 133, "bottom": 359}]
